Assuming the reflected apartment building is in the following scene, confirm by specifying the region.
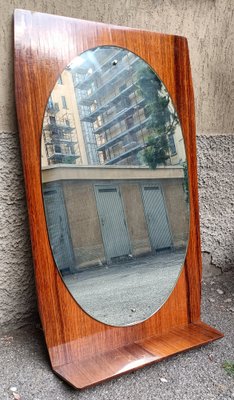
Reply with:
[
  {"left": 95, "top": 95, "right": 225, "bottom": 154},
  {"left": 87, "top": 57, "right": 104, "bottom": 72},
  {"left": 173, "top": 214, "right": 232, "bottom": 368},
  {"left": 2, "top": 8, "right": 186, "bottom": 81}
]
[
  {"left": 42, "top": 47, "right": 189, "bottom": 275},
  {"left": 41, "top": 69, "right": 87, "bottom": 168},
  {"left": 71, "top": 47, "right": 186, "bottom": 167}
]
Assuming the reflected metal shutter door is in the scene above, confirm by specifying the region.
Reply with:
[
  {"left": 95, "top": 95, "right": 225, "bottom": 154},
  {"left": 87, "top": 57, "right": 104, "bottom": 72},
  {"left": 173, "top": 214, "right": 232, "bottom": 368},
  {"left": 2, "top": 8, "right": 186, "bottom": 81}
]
[
  {"left": 94, "top": 185, "right": 130, "bottom": 262},
  {"left": 43, "top": 186, "right": 74, "bottom": 272},
  {"left": 142, "top": 185, "right": 172, "bottom": 251}
]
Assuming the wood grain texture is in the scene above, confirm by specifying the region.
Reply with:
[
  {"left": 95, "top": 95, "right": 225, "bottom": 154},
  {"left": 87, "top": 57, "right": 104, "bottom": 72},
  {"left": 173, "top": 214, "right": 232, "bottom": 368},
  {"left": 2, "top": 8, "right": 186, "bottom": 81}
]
[
  {"left": 14, "top": 9, "right": 223, "bottom": 389},
  {"left": 54, "top": 322, "right": 223, "bottom": 389}
]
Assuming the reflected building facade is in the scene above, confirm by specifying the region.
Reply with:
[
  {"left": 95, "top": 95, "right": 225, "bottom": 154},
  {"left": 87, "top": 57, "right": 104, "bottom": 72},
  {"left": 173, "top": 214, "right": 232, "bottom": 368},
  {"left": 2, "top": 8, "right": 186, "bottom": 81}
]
[
  {"left": 42, "top": 48, "right": 186, "bottom": 169},
  {"left": 71, "top": 47, "right": 185, "bottom": 167},
  {"left": 41, "top": 69, "right": 87, "bottom": 167}
]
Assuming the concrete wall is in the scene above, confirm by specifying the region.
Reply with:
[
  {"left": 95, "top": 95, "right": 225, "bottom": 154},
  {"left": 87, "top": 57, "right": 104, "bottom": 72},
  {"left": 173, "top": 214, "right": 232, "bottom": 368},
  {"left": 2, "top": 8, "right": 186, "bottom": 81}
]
[
  {"left": 121, "top": 183, "right": 151, "bottom": 256},
  {"left": 61, "top": 178, "right": 188, "bottom": 267},
  {"left": 0, "top": 0, "right": 233, "bottom": 330},
  {"left": 62, "top": 181, "right": 105, "bottom": 267},
  {"left": 161, "top": 180, "right": 189, "bottom": 247}
]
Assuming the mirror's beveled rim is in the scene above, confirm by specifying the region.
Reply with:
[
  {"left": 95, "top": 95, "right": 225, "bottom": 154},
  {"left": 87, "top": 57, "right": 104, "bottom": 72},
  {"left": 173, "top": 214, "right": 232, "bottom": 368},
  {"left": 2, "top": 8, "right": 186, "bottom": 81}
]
[{"left": 40, "top": 44, "right": 191, "bottom": 328}]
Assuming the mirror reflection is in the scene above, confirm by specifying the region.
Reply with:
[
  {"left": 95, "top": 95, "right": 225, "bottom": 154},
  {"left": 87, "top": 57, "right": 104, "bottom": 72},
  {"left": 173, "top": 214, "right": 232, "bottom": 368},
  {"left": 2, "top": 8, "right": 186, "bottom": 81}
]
[{"left": 41, "top": 46, "right": 189, "bottom": 326}]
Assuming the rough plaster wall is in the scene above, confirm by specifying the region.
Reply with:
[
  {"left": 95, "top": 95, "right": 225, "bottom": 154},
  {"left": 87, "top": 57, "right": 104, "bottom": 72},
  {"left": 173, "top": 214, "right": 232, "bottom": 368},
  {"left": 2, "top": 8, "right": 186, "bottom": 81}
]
[
  {"left": 197, "top": 135, "right": 234, "bottom": 275},
  {"left": 197, "top": 135, "right": 234, "bottom": 272},
  {"left": 0, "top": 0, "right": 233, "bottom": 328},
  {"left": 0, "top": 133, "right": 37, "bottom": 329}
]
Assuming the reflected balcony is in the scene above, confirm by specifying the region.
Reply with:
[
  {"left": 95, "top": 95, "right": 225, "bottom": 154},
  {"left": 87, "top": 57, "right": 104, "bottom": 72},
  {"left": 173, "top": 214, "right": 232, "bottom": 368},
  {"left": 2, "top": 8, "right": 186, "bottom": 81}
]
[
  {"left": 46, "top": 103, "right": 59, "bottom": 114},
  {"left": 97, "top": 117, "right": 149, "bottom": 151},
  {"left": 80, "top": 83, "right": 136, "bottom": 122},
  {"left": 93, "top": 98, "right": 145, "bottom": 135},
  {"left": 44, "top": 138, "right": 78, "bottom": 145},
  {"left": 43, "top": 122, "right": 75, "bottom": 134},
  {"left": 77, "top": 57, "right": 141, "bottom": 106},
  {"left": 47, "top": 152, "right": 79, "bottom": 161},
  {"left": 105, "top": 143, "right": 143, "bottom": 165}
]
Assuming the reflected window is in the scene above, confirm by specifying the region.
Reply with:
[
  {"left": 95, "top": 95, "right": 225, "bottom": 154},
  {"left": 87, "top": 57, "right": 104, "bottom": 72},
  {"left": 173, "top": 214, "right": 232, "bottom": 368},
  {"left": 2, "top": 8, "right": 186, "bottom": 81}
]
[
  {"left": 48, "top": 96, "right": 53, "bottom": 108},
  {"left": 49, "top": 116, "right": 56, "bottom": 124},
  {"left": 125, "top": 116, "right": 134, "bottom": 129},
  {"left": 58, "top": 75, "right": 63, "bottom": 84},
  {"left": 55, "top": 144, "right": 61, "bottom": 153},
  {"left": 168, "top": 134, "right": 177, "bottom": 155},
  {"left": 61, "top": 96, "right": 67, "bottom": 109}
]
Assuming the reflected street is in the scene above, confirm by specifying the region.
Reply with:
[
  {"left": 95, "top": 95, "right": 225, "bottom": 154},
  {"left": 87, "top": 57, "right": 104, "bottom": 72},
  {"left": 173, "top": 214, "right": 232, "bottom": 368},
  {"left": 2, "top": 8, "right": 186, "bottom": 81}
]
[{"left": 64, "top": 249, "right": 185, "bottom": 326}]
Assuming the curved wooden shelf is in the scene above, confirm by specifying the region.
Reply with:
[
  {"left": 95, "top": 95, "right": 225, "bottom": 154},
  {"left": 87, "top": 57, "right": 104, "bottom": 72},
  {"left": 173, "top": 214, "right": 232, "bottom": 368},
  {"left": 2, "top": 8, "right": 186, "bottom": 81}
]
[{"left": 53, "top": 322, "right": 223, "bottom": 388}]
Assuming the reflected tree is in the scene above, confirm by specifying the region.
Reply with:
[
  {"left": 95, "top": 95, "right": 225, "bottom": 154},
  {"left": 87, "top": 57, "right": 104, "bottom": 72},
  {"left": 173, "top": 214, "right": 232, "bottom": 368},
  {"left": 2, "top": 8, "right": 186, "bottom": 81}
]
[
  {"left": 183, "top": 161, "right": 189, "bottom": 202},
  {"left": 136, "top": 67, "right": 179, "bottom": 169}
]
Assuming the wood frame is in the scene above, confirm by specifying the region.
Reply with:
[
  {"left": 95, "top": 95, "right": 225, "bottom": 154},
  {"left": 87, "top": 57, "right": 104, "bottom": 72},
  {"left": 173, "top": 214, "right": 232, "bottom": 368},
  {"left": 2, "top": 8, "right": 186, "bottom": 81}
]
[{"left": 14, "top": 9, "right": 223, "bottom": 389}]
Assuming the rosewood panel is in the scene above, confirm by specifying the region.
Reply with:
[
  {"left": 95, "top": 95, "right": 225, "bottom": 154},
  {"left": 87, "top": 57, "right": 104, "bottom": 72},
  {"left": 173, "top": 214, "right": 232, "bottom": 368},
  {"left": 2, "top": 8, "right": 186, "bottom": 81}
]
[{"left": 14, "top": 9, "right": 223, "bottom": 389}]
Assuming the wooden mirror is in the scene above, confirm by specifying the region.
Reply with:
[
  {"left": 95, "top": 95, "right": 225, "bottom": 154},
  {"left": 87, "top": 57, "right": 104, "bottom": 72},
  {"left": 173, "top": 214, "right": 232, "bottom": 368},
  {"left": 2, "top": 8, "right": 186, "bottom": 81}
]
[{"left": 14, "top": 9, "right": 223, "bottom": 389}]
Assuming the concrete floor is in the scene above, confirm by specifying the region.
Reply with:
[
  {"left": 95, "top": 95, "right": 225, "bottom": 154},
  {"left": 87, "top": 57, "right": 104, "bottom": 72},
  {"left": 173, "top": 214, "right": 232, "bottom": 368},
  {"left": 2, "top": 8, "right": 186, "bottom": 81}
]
[
  {"left": 64, "top": 250, "right": 185, "bottom": 326},
  {"left": 0, "top": 271, "right": 233, "bottom": 400}
]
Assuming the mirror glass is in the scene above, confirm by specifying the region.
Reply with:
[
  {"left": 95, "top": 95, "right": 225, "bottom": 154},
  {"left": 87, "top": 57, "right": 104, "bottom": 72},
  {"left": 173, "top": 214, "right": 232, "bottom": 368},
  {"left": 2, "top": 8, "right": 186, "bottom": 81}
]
[{"left": 41, "top": 46, "right": 189, "bottom": 326}]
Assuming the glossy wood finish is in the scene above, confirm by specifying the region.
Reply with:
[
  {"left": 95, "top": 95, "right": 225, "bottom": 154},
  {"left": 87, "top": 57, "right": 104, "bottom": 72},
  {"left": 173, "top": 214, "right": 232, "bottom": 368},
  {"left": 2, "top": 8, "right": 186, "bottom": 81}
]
[
  {"left": 14, "top": 9, "right": 223, "bottom": 389},
  {"left": 54, "top": 322, "right": 222, "bottom": 388}
]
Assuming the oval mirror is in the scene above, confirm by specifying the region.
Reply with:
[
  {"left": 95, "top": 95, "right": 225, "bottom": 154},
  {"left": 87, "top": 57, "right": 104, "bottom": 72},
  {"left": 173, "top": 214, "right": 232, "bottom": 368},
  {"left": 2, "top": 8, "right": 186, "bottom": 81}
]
[{"left": 41, "top": 46, "right": 189, "bottom": 326}]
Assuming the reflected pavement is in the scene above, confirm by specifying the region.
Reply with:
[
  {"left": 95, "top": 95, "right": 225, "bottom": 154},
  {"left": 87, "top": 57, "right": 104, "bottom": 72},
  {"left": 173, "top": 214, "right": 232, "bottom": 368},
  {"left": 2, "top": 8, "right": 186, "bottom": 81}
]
[{"left": 64, "top": 249, "right": 185, "bottom": 326}]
